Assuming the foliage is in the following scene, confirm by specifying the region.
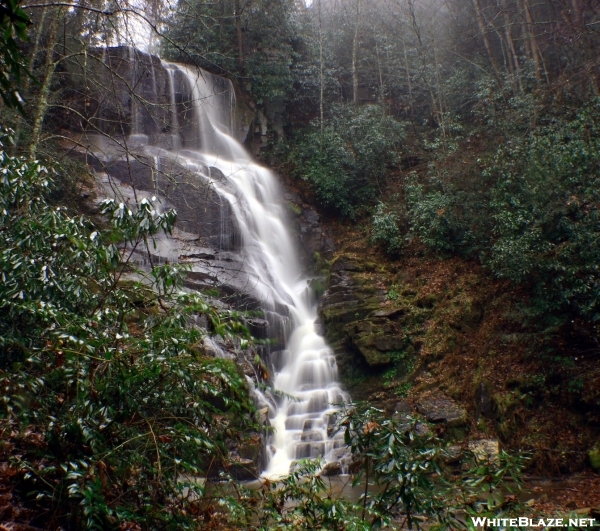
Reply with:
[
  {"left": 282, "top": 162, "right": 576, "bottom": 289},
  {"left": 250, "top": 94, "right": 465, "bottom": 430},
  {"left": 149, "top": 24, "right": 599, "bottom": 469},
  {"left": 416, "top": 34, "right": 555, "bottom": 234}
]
[
  {"left": 0, "top": 0, "right": 30, "bottom": 110},
  {"left": 487, "top": 102, "right": 600, "bottom": 318},
  {"left": 404, "top": 98, "right": 600, "bottom": 320},
  {"left": 290, "top": 104, "right": 404, "bottom": 217},
  {"left": 405, "top": 172, "right": 478, "bottom": 255},
  {"left": 240, "top": 460, "right": 373, "bottom": 530},
  {"left": 371, "top": 201, "right": 403, "bottom": 256},
  {"left": 341, "top": 406, "right": 527, "bottom": 530},
  {"left": 0, "top": 132, "right": 257, "bottom": 530},
  {"left": 162, "top": 0, "right": 297, "bottom": 110}
]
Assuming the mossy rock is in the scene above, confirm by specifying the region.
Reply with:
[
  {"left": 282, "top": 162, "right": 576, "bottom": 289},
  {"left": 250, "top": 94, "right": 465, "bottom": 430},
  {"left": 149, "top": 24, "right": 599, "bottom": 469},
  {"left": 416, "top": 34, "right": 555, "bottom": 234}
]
[
  {"left": 321, "top": 304, "right": 378, "bottom": 325},
  {"left": 287, "top": 202, "right": 302, "bottom": 216},
  {"left": 345, "top": 319, "right": 408, "bottom": 368}
]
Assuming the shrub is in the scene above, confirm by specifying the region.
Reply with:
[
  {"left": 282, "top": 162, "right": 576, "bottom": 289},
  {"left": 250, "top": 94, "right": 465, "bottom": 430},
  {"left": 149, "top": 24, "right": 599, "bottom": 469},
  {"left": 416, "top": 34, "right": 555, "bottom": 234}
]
[
  {"left": 371, "top": 202, "right": 403, "bottom": 256},
  {"left": 0, "top": 133, "right": 257, "bottom": 530},
  {"left": 405, "top": 174, "right": 474, "bottom": 254},
  {"left": 487, "top": 101, "right": 600, "bottom": 318},
  {"left": 290, "top": 104, "right": 405, "bottom": 217}
]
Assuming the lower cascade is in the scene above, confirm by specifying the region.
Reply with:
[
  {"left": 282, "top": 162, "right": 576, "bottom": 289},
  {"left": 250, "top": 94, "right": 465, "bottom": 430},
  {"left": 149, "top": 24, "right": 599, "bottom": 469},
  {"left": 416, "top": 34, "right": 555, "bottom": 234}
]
[{"left": 82, "top": 48, "right": 349, "bottom": 477}]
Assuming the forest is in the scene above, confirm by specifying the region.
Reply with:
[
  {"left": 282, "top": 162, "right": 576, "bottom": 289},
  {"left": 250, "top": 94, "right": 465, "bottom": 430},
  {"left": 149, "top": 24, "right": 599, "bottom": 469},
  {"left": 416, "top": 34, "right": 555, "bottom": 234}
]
[{"left": 0, "top": 0, "right": 599, "bottom": 528}]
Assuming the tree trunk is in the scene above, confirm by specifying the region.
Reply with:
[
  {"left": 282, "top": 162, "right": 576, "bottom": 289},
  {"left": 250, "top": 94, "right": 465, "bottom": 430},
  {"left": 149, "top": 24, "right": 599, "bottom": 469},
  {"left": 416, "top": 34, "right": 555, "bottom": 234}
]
[
  {"left": 352, "top": 0, "right": 360, "bottom": 104},
  {"left": 503, "top": 0, "right": 523, "bottom": 92},
  {"left": 235, "top": 0, "right": 244, "bottom": 70},
  {"left": 401, "top": 35, "right": 413, "bottom": 118},
  {"left": 432, "top": 26, "right": 447, "bottom": 152},
  {"left": 319, "top": 0, "right": 324, "bottom": 131},
  {"left": 520, "top": 0, "right": 545, "bottom": 83},
  {"left": 29, "top": 8, "right": 61, "bottom": 159},
  {"left": 472, "top": 0, "right": 503, "bottom": 84}
]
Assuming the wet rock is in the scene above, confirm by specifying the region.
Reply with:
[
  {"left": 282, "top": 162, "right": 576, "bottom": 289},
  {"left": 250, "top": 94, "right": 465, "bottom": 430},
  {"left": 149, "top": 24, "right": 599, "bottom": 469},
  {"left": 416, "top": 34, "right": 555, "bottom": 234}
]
[
  {"left": 301, "top": 431, "right": 324, "bottom": 442},
  {"left": 416, "top": 397, "right": 468, "bottom": 428},
  {"left": 296, "top": 442, "right": 325, "bottom": 459},
  {"left": 320, "top": 461, "right": 342, "bottom": 477},
  {"left": 468, "top": 439, "right": 500, "bottom": 462},
  {"left": 283, "top": 190, "right": 301, "bottom": 204},
  {"left": 245, "top": 318, "right": 269, "bottom": 339},
  {"left": 283, "top": 191, "right": 334, "bottom": 261},
  {"left": 326, "top": 413, "right": 339, "bottom": 437},
  {"left": 228, "top": 456, "right": 259, "bottom": 481},
  {"left": 348, "top": 455, "right": 365, "bottom": 474},
  {"left": 303, "top": 419, "right": 317, "bottom": 431},
  {"left": 302, "top": 208, "right": 320, "bottom": 225}
]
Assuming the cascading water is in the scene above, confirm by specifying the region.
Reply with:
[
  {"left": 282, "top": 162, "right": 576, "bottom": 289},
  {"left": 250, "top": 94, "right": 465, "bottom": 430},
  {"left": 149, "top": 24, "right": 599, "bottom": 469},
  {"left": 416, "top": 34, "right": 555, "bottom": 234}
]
[{"left": 113, "top": 53, "right": 350, "bottom": 477}]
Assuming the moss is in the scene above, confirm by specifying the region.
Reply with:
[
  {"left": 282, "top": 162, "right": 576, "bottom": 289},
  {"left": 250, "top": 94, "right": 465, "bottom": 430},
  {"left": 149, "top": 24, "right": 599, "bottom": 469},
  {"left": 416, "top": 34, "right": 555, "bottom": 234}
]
[
  {"left": 589, "top": 446, "right": 600, "bottom": 471},
  {"left": 493, "top": 391, "right": 520, "bottom": 416},
  {"left": 321, "top": 305, "right": 379, "bottom": 325},
  {"left": 288, "top": 202, "right": 302, "bottom": 216}
]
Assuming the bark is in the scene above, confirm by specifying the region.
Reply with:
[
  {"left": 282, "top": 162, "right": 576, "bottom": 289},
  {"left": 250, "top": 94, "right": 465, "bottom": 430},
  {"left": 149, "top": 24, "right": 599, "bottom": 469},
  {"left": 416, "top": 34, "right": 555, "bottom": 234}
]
[
  {"left": 520, "top": 0, "right": 545, "bottom": 83},
  {"left": 318, "top": 0, "right": 324, "bottom": 131},
  {"left": 375, "top": 42, "right": 385, "bottom": 113},
  {"left": 503, "top": 0, "right": 523, "bottom": 92},
  {"left": 432, "top": 27, "right": 447, "bottom": 152},
  {"left": 235, "top": 0, "right": 244, "bottom": 70},
  {"left": 29, "top": 8, "right": 61, "bottom": 159},
  {"left": 352, "top": 0, "right": 360, "bottom": 104},
  {"left": 401, "top": 35, "right": 413, "bottom": 116},
  {"left": 472, "top": 0, "right": 503, "bottom": 84}
]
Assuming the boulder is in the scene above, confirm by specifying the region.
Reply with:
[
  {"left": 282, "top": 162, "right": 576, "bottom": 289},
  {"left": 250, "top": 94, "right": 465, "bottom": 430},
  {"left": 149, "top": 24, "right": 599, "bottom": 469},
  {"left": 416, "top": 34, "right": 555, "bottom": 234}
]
[
  {"left": 416, "top": 397, "right": 468, "bottom": 428},
  {"left": 393, "top": 400, "right": 412, "bottom": 414},
  {"left": 320, "top": 461, "right": 342, "bottom": 477},
  {"left": 443, "top": 445, "right": 463, "bottom": 464},
  {"left": 468, "top": 439, "right": 500, "bottom": 462}
]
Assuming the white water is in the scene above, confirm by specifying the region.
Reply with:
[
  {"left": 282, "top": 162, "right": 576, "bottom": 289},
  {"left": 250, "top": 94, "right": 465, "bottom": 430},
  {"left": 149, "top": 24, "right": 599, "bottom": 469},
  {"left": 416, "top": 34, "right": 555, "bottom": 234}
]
[{"left": 131, "top": 59, "right": 349, "bottom": 477}]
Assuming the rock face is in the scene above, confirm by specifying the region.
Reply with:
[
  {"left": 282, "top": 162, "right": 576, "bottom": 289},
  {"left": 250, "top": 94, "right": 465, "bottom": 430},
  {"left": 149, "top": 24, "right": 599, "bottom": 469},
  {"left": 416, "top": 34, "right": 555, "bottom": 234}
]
[
  {"left": 318, "top": 255, "right": 411, "bottom": 369},
  {"left": 84, "top": 154, "right": 241, "bottom": 249},
  {"left": 283, "top": 190, "right": 335, "bottom": 269},
  {"left": 345, "top": 318, "right": 408, "bottom": 367},
  {"left": 68, "top": 47, "right": 252, "bottom": 147}
]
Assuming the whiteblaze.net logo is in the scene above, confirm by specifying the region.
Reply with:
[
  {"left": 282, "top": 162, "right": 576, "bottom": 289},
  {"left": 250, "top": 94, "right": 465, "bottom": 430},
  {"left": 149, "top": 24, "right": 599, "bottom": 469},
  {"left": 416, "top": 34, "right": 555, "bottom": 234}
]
[{"left": 471, "top": 517, "right": 597, "bottom": 528}]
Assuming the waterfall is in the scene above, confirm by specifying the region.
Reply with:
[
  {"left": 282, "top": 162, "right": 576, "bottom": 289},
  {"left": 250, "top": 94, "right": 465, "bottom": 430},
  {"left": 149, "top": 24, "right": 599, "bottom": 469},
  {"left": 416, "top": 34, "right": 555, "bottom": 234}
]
[
  {"left": 124, "top": 55, "right": 349, "bottom": 477},
  {"left": 165, "top": 65, "right": 181, "bottom": 150}
]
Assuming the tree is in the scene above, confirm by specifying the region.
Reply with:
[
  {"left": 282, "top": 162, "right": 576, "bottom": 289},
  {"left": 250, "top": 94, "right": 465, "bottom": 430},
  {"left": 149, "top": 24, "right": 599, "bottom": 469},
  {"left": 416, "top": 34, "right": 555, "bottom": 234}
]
[{"left": 0, "top": 0, "right": 30, "bottom": 110}]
